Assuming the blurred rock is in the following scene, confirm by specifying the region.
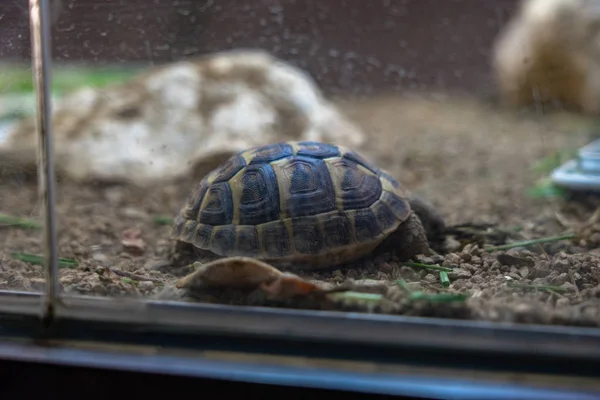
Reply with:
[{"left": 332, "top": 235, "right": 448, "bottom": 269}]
[
  {"left": 492, "top": 0, "right": 600, "bottom": 114},
  {"left": 0, "top": 49, "right": 365, "bottom": 185}
]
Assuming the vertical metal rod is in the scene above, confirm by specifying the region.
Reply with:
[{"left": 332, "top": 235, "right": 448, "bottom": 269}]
[{"left": 29, "top": 0, "right": 59, "bottom": 320}]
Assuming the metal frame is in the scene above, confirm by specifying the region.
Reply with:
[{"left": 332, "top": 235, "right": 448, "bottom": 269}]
[
  {"left": 0, "top": 340, "right": 598, "bottom": 400},
  {"left": 1, "top": 289, "right": 600, "bottom": 398},
  {"left": 0, "top": 290, "right": 599, "bottom": 375},
  {"left": 29, "top": 0, "right": 60, "bottom": 322}
]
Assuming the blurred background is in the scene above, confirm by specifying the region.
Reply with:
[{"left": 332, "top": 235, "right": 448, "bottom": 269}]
[{"left": 1, "top": 0, "right": 516, "bottom": 96}]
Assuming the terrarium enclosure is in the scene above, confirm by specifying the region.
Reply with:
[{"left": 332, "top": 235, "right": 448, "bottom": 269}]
[{"left": 1, "top": 0, "right": 599, "bottom": 328}]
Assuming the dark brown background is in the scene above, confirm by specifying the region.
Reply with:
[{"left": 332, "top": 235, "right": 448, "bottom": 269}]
[{"left": 1, "top": 0, "right": 520, "bottom": 95}]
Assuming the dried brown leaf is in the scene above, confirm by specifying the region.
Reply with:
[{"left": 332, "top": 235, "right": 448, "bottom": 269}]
[
  {"left": 259, "top": 273, "right": 324, "bottom": 300},
  {"left": 121, "top": 227, "right": 146, "bottom": 255},
  {"left": 175, "top": 256, "right": 283, "bottom": 289}
]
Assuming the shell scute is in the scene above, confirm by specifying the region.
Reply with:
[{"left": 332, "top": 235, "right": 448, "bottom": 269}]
[
  {"left": 261, "top": 220, "right": 293, "bottom": 259},
  {"left": 194, "top": 224, "right": 213, "bottom": 249},
  {"left": 280, "top": 156, "right": 336, "bottom": 218},
  {"left": 236, "top": 225, "right": 260, "bottom": 257},
  {"left": 379, "top": 171, "right": 402, "bottom": 190},
  {"left": 342, "top": 150, "right": 380, "bottom": 175},
  {"left": 353, "top": 209, "right": 382, "bottom": 242},
  {"left": 210, "top": 225, "right": 237, "bottom": 255},
  {"left": 333, "top": 159, "right": 382, "bottom": 210},
  {"left": 296, "top": 141, "right": 341, "bottom": 159},
  {"left": 236, "top": 163, "right": 281, "bottom": 225},
  {"left": 199, "top": 182, "right": 234, "bottom": 225},
  {"left": 291, "top": 216, "right": 324, "bottom": 255},
  {"left": 380, "top": 191, "right": 411, "bottom": 221},
  {"left": 172, "top": 215, "right": 186, "bottom": 237},
  {"left": 372, "top": 201, "right": 397, "bottom": 234},
  {"left": 180, "top": 220, "right": 197, "bottom": 243},
  {"left": 184, "top": 180, "right": 210, "bottom": 220},
  {"left": 321, "top": 212, "right": 354, "bottom": 248},
  {"left": 210, "top": 154, "right": 247, "bottom": 183},
  {"left": 248, "top": 142, "right": 294, "bottom": 164}
]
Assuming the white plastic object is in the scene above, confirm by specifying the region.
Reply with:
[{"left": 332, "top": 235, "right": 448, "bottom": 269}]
[{"left": 551, "top": 138, "right": 600, "bottom": 192}]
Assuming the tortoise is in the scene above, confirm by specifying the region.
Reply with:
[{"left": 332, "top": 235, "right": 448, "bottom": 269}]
[{"left": 171, "top": 141, "right": 445, "bottom": 271}]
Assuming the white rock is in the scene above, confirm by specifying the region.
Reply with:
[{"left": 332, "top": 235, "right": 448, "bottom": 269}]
[
  {"left": 492, "top": 0, "right": 600, "bottom": 114},
  {"left": 0, "top": 49, "right": 365, "bottom": 185}
]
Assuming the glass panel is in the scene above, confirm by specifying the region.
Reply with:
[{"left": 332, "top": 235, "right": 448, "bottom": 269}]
[
  {"left": 0, "top": 1, "right": 45, "bottom": 295},
  {"left": 4, "top": 0, "right": 600, "bottom": 329}
]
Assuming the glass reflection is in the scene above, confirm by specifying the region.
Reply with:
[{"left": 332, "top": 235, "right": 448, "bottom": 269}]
[{"left": 0, "top": 0, "right": 598, "bottom": 328}]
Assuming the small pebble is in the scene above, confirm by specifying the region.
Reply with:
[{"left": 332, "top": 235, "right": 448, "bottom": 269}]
[
  {"left": 444, "top": 237, "right": 461, "bottom": 252},
  {"left": 555, "top": 297, "right": 570, "bottom": 307},
  {"left": 430, "top": 255, "right": 445, "bottom": 264},
  {"left": 346, "top": 269, "right": 360, "bottom": 279},
  {"left": 513, "top": 303, "right": 535, "bottom": 320},
  {"left": 490, "top": 260, "right": 502, "bottom": 271},
  {"left": 506, "top": 248, "right": 533, "bottom": 257},
  {"left": 551, "top": 258, "right": 571, "bottom": 272},
  {"left": 459, "top": 252, "right": 472, "bottom": 262},
  {"left": 379, "top": 262, "right": 393, "bottom": 273},
  {"left": 351, "top": 280, "right": 389, "bottom": 295},
  {"left": 104, "top": 187, "right": 125, "bottom": 205},
  {"left": 589, "top": 232, "right": 600, "bottom": 246},
  {"left": 8, "top": 274, "right": 28, "bottom": 289},
  {"left": 462, "top": 243, "right": 476, "bottom": 254},
  {"left": 549, "top": 273, "right": 568, "bottom": 286},
  {"left": 532, "top": 278, "right": 549, "bottom": 286},
  {"left": 415, "top": 255, "right": 433, "bottom": 264},
  {"left": 138, "top": 281, "right": 155, "bottom": 292},
  {"left": 560, "top": 281, "right": 577, "bottom": 293},
  {"left": 106, "top": 283, "right": 123, "bottom": 294},
  {"left": 29, "top": 278, "right": 46, "bottom": 291},
  {"left": 444, "top": 253, "right": 462, "bottom": 266},
  {"left": 145, "top": 259, "right": 173, "bottom": 272},
  {"left": 121, "top": 207, "right": 149, "bottom": 220},
  {"left": 448, "top": 268, "right": 472, "bottom": 280},
  {"left": 496, "top": 253, "right": 534, "bottom": 267},
  {"left": 91, "top": 252, "right": 109, "bottom": 263},
  {"left": 331, "top": 270, "right": 345, "bottom": 283},
  {"left": 91, "top": 282, "right": 107, "bottom": 295},
  {"left": 461, "top": 263, "right": 478, "bottom": 273},
  {"left": 507, "top": 272, "right": 521, "bottom": 280},
  {"left": 533, "top": 266, "right": 550, "bottom": 279},
  {"left": 518, "top": 266, "right": 529, "bottom": 278}
]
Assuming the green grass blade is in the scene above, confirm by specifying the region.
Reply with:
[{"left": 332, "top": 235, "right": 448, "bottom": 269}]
[{"left": 11, "top": 252, "right": 78, "bottom": 268}]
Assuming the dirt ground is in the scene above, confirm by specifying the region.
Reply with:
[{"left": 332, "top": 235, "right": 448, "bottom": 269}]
[{"left": 1, "top": 92, "right": 600, "bottom": 327}]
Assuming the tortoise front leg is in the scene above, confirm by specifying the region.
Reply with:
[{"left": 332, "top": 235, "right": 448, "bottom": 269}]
[
  {"left": 408, "top": 193, "right": 446, "bottom": 241},
  {"left": 388, "top": 211, "right": 434, "bottom": 261}
]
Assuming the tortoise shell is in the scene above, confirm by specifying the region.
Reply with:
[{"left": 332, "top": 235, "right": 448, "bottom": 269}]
[{"left": 172, "top": 141, "right": 413, "bottom": 268}]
